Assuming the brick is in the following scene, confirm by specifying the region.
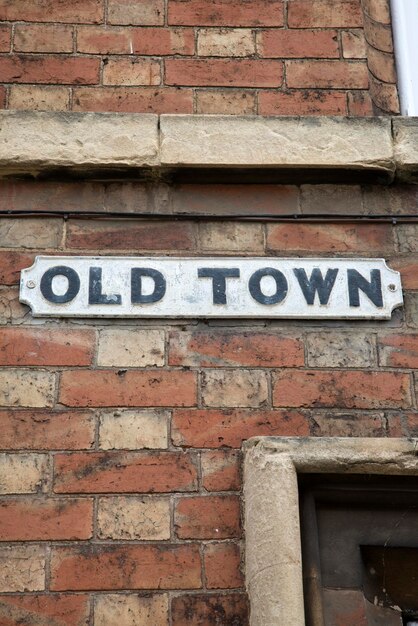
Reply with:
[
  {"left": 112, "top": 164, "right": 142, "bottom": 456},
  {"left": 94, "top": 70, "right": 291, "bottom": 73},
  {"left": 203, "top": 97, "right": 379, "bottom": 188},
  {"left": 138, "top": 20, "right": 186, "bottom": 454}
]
[
  {"left": 103, "top": 57, "right": 161, "bottom": 86},
  {"left": 311, "top": 412, "right": 385, "bottom": 437},
  {"left": 98, "top": 496, "right": 170, "bottom": 539},
  {"left": 266, "top": 223, "right": 394, "bottom": 253},
  {"left": 369, "top": 73, "right": 400, "bottom": 114},
  {"left": 273, "top": 370, "right": 412, "bottom": 409},
  {"left": 165, "top": 59, "right": 283, "bottom": 87},
  {"left": 204, "top": 542, "right": 243, "bottom": 589},
  {"left": 348, "top": 90, "right": 374, "bottom": 115},
  {"left": 201, "top": 370, "right": 268, "bottom": 408},
  {"left": 323, "top": 589, "right": 367, "bottom": 626},
  {"left": 53, "top": 451, "right": 198, "bottom": 493},
  {"left": 98, "top": 329, "right": 164, "bottom": 367},
  {"left": 59, "top": 370, "right": 197, "bottom": 407},
  {"left": 171, "top": 593, "right": 249, "bottom": 626},
  {"left": 9, "top": 85, "right": 70, "bottom": 111},
  {"left": 0, "top": 24, "right": 10, "bottom": 52},
  {"left": 99, "top": 409, "right": 168, "bottom": 450},
  {"left": 258, "top": 29, "right": 339, "bottom": 58},
  {"left": 77, "top": 25, "right": 132, "bottom": 54},
  {"left": 367, "top": 46, "right": 396, "bottom": 83},
  {"left": 301, "top": 184, "right": 363, "bottom": 214},
  {"left": 172, "top": 409, "right": 309, "bottom": 448},
  {"left": 0, "top": 546, "right": 46, "bottom": 592},
  {"left": 14, "top": 24, "right": 74, "bottom": 53},
  {"left": 0, "top": 55, "right": 100, "bottom": 85},
  {"left": 0, "top": 0, "right": 103, "bottom": 22},
  {"left": 108, "top": 0, "right": 164, "bottom": 25},
  {"left": 196, "top": 89, "right": 257, "bottom": 114},
  {"left": 77, "top": 26, "right": 194, "bottom": 55},
  {"left": 259, "top": 90, "right": 347, "bottom": 115},
  {"left": 175, "top": 495, "right": 240, "bottom": 539},
  {"left": 387, "top": 412, "right": 418, "bottom": 437},
  {"left": 405, "top": 293, "right": 418, "bottom": 329},
  {"left": 395, "top": 225, "right": 418, "bottom": 252},
  {"left": 0, "top": 180, "right": 105, "bottom": 214},
  {"left": 50, "top": 544, "right": 201, "bottom": 590},
  {"left": 286, "top": 60, "right": 369, "bottom": 89},
  {"left": 0, "top": 287, "right": 27, "bottom": 325},
  {"left": 363, "top": 185, "right": 418, "bottom": 217},
  {"left": 201, "top": 450, "right": 240, "bottom": 491},
  {"left": 288, "top": 0, "right": 363, "bottom": 27},
  {"left": 197, "top": 28, "right": 255, "bottom": 57},
  {"left": 0, "top": 86, "right": 5, "bottom": 107},
  {"left": 0, "top": 328, "right": 95, "bottom": 366},
  {"left": 0, "top": 453, "right": 49, "bottom": 494},
  {"left": 169, "top": 331, "right": 303, "bottom": 367},
  {"left": 0, "top": 497, "right": 93, "bottom": 540},
  {"left": 73, "top": 86, "right": 193, "bottom": 113},
  {"left": 199, "top": 221, "right": 264, "bottom": 252},
  {"left": 364, "top": 19, "right": 393, "bottom": 53},
  {"left": 0, "top": 217, "right": 62, "bottom": 248},
  {"left": 0, "top": 369, "right": 55, "bottom": 408},
  {"left": 378, "top": 334, "right": 418, "bottom": 367},
  {"left": 0, "top": 410, "right": 95, "bottom": 450},
  {"left": 0, "top": 595, "right": 90, "bottom": 626},
  {"left": 94, "top": 594, "right": 168, "bottom": 626},
  {"left": 307, "top": 332, "right": 375, "bottom": 367},
  {"left": 342, "top": 30, "right": 367, "bottom": 58},
  {"left": 66, "top": 218, "right": 197, "bottom": 250},
  {"left": 362, "top": 0, "right": 391, "bottom": 24},
  {"left": 0, "top": 251, "right": 34, "bottom": 285},
  {"left": 168, "top": 0, "right": 284, "bottom": 26}
]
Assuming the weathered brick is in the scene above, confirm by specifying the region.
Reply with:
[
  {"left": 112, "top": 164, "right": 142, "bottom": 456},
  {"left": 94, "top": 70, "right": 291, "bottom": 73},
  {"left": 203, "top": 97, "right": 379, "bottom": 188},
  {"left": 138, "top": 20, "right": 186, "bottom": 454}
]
[
  {"left": 0, "top": 0, "right": 103, "bottom": 22},
  {"left": 0, "top": 328, "right": 95, "bottom": 366},
  {"left": 390, "top": 258, "right": 418, "bottom": 289},
  {"left": 259, "top": 90, "right": 347, "bottom": 115},
  {"left": 59, "top": 370, "right": 197, "bottom": 408},
  {"left": 301, "top": 184, "right": 363, "bottom": 214},
  {"left": 99, "top": 409, "right": 168, "bottom": 450},
  {"left": 0, "top": 287, "right": 28, "bottom": 325},
  {"left": 369, "top": 72, "right": 400, "bottom": 113},
  {"left": 98, "top": 329, "right": 165, "bottom": 367},
  {"left": 258, "top": 29, "right": 339, "bottom": 58},
  {"left": 405, "top": 293, "right": 418, "bottom": 328},
  {"left": 204, "top": 542, "right": 243, "bottom": 589},
  {"left": 199, "top": 221, "right": 264, "bottom": 252},
  {"left": 386, "top": 412, "right": 418, "bottom": 437},
  {"left": 0, "top": 24, "right": 10, "bottom": 52},
  {"left": 0, "top": 453, "right": 49, "bottom": 494},
  {"left": 0, "top": 251, "right": 34, "bottom": 285},
  {"left": 98, "top": 496, "right": 170, "bottom": 540},
  {"left": 168, "top": 0, "right": 284, "bottom": 26},
  {"left": 201, "top": 450, "right": 240, "bottom": 491},
  {"left": 14, "top": 24, "right": 74, "bottom": 53},
  {"left": 267, "top": 223, "right": 394, "bottom": 253},
  {"left": 362, "top": 0, "right": 391, "bottom": 24},
  {"left": 0, "top": 218, "right": 62, "bottom": 248},
  {"left": 378, "top": 334, "right": 418, "bottom": 367},
  {"left": 165, "top": 59, "right": 283, "bottom": 87},
  {"left": 175, "top": 495, "right": 241, "bottom": 539},
  {"left": 201, "top": 370, "right": 268, "bottom": 408},
  {"left": 94, "top": 594, "right": 168, "bottom": 626},
  {"left": 0, "top": 595, "right": 90, "bottom": 626},
  {"left": 367, "top": 45, "right": 397, "bottom": 83},
  {"left": 310, "top": 411, "right": 385, "bottom": 437},
  {"left": 77, "top": 26, "right": 194, "bottom": 55},
  {"left": 347, "top": 90, "right": 374, "bottom": 115},
  {"left": 108, "top": 0, "right": 164, "bottom": 25},
  {"left": 286, "top": 60, "right": 369, "bottom": 89},
  {"left": 73, "top": 86, "right": 193, "bottom": 113},
  {"left": 0, "top": 369, "right": 55, "bottom": 408},
  {"left": 0, "top": 56, "right": 100, "bottom": 85},
  {"left": 0, "top": 497, "right": 93, "bottom": 540},
  {"left": 50, "top": 544, "right": 201, "bottom": 590},
  {"left": 8, "top": 85, "right": 70, "bottom": 111},
  {"left": 273, "top": 370, "right": 412, "bottom": 409},
  {"left": 169, "top": 331, "right": 303, "bottom": 367},
  {"left": 103, "top": 57, "right": 161, "bottom": 86},
  {"left": 307, "top": 332, "right": 375, "bottom": 367},
  {"left": 0, "top": 86, "right": 5, "bottom": 107},
  {"left": 196, "top": 89, "right": 257, "bottom": 114},
  {"left": 0, "top": 546, "right": 46, "bottom": 592},
  {"left": 0, "top": 180, "right": 105, "bottom": 214},
  {"left": 197, "top": 29, "right": 255, "bottom": 57},
  {"left": 342, "top": 30, "right": 367, "bottom": 58},
  {"left": 171, "top": 593, "right": 249, "bottom": 625},
  {"left": 288, "top": 0, "right": 363, "bottom": 27},
  {"left": 53, "top": 451, "right": 198, "bottom": 493},
  {"left": 66, "top": 218, "right": 197, "bottom": 250},
  {"left": 0, "top": 410, "right": 95, "bottom": 450},
  {"left": 364, "top": 19, "right": 393, "bottom": 53},
  {"left": 396, "top": 224, "right": 418, "bottom": 252},
  {"left": 172, "top": 409, "right": 309, "bottom": 448}
]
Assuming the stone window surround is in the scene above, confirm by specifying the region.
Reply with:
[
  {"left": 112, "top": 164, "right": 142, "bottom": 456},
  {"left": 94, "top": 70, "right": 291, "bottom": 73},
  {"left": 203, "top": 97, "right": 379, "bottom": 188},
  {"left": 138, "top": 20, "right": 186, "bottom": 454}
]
[{"left": 243, "top": 436, "right": 418, "bottom": 626}]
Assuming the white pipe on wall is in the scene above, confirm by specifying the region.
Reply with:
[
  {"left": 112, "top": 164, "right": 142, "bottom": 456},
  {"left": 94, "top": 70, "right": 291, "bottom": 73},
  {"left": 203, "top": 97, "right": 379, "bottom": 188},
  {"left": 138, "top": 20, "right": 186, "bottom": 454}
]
[{"left": 390, "top": 0, "right": 418, "bottom": 115}]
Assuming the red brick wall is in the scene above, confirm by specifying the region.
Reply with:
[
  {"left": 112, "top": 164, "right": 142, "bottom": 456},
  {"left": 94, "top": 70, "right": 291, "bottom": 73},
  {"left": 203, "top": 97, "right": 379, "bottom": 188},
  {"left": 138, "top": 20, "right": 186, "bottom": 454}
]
[{"left": 0, "top": 0, "right": 399, "bottom": 115}]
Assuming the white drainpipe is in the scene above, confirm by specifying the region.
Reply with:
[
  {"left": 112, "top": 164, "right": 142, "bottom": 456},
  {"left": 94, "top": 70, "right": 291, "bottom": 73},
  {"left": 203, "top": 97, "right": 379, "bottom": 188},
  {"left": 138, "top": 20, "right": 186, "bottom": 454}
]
[{"left": 390, "top": 0, "right": 418, "bottom": 115}]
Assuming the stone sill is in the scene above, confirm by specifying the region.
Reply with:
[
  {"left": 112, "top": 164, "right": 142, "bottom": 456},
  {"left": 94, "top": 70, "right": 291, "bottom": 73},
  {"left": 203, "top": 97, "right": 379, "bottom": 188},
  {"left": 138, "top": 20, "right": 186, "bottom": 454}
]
[{"left": 0, "top": 112, "right": 417, "bottom": 183}]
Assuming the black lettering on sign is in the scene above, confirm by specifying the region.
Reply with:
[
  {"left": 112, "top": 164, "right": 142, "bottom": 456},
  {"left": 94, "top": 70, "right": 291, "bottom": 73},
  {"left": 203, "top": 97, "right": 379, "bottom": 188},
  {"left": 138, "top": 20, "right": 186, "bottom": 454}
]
[
  {"left": 131, "top": 268, "right": 166, "bottom": 304},
  {"left": 294, "top": 268, "right": 338, "bottom": 305},
  {"left": 249, "top": 268, "right": 288, "bottom": 305},
  {"left": 89, "top": 267, "right": 121, "bottom": 305},
  {"left": 198, "top": 268, "right": 240, "bottom": 305},
  {"left": 40, "top": 265, "right": 80, "bottom": 304},
  {"left": 347, "top": 269, "right": 383, "bottom": 308}
]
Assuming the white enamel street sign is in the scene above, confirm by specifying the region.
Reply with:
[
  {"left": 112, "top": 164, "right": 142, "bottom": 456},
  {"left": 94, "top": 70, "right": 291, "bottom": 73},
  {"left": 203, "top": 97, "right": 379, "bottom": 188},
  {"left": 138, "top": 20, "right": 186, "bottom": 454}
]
[{"left": 20, "top": 256, "right": 403, "bottom": 319}]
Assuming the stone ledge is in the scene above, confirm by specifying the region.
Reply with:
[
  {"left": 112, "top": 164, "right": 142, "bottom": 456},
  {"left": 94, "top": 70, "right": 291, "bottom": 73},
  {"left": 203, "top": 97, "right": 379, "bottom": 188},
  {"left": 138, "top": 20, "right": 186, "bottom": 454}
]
[{"left": 0, "top": 111, "right": 418, "bottom": 181}]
